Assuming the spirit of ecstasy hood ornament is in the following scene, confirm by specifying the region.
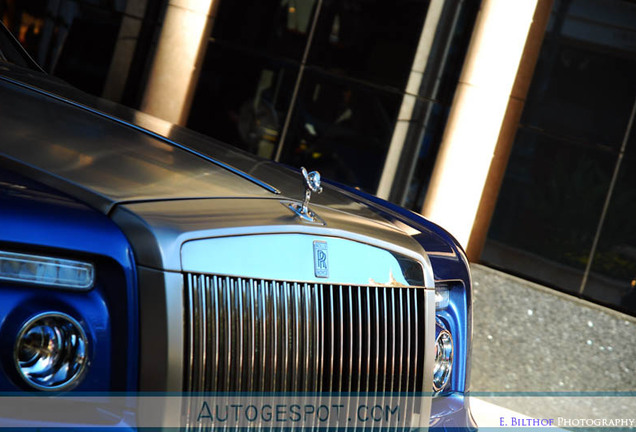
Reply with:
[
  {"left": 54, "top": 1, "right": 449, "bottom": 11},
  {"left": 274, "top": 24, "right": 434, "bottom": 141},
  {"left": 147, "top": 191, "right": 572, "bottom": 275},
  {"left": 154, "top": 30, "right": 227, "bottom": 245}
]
[
  {"left": 284, "top": 167, "right": 324, "bottom": 224},
  {"left": 301, "top": 167, "right": 323, "bottom": 215}
]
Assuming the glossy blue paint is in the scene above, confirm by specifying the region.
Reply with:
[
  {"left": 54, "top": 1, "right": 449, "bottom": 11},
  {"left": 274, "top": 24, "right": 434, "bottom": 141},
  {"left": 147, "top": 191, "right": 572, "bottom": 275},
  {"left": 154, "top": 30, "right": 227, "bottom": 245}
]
[
  {"left": 0, "top": 169, "right": 138, "bottom": 393},
  {"left": 430, "top": 393, "right": 479, "bottom": 430},
  {"left": 436, "top": 282, "right": 470, "bottom": 394}
]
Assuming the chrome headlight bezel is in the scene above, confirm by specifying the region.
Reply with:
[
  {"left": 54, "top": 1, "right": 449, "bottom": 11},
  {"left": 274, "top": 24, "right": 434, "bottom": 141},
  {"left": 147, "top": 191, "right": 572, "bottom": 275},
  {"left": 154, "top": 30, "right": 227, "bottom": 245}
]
[
  {"left": 14, "top": 312, "right": 89, "bottom": 391},
  {"left": 433, "top": 325, "right": 454, "bottom": 392}
]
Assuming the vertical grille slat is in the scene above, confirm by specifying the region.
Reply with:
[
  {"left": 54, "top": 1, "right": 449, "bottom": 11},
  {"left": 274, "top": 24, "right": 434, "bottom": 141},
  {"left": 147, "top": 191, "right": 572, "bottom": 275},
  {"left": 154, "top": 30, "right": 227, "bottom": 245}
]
[
  {"left": 303, "top": 283, "right": 311, "bottom": 392},
  {"left": 356, "top": 286, "right": 363, "bottom": 394},
  {"left": 405, "top": 289, "right": 412, "bottom": 394},
  {"left": 412, "top": 288, "right": 420, "bottom": 394},
  {"left": 328, "top": 284, "right": 335, "bottom": 393},
  {"left": 315, "top": 283, "right": 323, "bottom": 394},
  {"left": 337, "top": 285, "right": 345, "bottom": 393},
  {"left": 364, "top": 287, "right": 372, "bottom": 394},
  {"left": 382, "top": 288, "right": 389, "bottom": 393},
  {"left": 225, "top": 277, "right": 233, "bottom": 391},
  {"left": 211, "top": 276, "right": 220, "bottom": 392},
  {"left": 293, "top": 282, "right": 301, "bottom": 391},
  {"left": 373, "top": 287, "right": 381, "bottom": 394},
  {"left": 198, "top": 275, "right": 206, "bottom": 393},
  {"left": 390, "top": 288, "right": 396, "bottom": 393},
  {"left": 280, "top": 281, "right": 290, "bottom": 392},
  {"left": 271, "top": 281, "right": 279, "bottom": 392},
  {"left": 398, "top": 288, "right": 404, "bottom": 394},
  {"left": 258, "top": 279, "right": 267, "bottom": 392},
  {"left": 184, "top": 275, "right": 427, "bottom": 397},
  {"left": 185, "top": 274, "right": 195, "bottom": 392},
  {"left": 347, "top": 285, "right": 354, "bottom": 394},
  {"left": 247, "top": 279, "right": 256, "bottom": 391},
  {"left": 312, "top": 286, "right": 324, "bottom": 392}
]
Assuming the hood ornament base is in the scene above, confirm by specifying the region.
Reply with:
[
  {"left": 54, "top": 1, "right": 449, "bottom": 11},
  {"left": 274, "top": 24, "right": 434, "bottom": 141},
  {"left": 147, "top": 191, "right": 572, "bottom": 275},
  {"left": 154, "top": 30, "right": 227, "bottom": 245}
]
[{"left": 284, "top": 167, "right": 325, "bottom": 224}]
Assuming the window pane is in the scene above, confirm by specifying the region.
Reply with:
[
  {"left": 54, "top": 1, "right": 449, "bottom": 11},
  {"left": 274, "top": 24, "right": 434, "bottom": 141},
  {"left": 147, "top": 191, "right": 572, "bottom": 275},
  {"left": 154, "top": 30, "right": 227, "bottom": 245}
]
[
  {"left": 587, "top": 136, "right": 636, "bottom": 313},
  {"left": 212, "top": 0, "right": 317, "bottom": 62},
  {"left": 483, "top": 0, "right": 636, "bottom": 303},
  {"left": 483, "top": 128, "right": 616, "bottom": 294},
  {"left": 1, "top": 0, "right": 125, "bottom": 95},
  {"left": 188, "top": 42, "right": 299, "bottom": 157},
  {"left": 524, "top": 42, "right": 636, "bottom": 150},
  {"left": 278, "top": 69, "right": 402, "bottom": 192},
  {"left": 307, "top": 0, "right": 431, "bottom": 90}
]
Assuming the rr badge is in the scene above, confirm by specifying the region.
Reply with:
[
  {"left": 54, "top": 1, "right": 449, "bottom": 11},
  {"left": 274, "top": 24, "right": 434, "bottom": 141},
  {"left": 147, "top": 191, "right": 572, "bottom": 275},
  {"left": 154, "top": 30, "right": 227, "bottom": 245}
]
[{"left": 313, "top": 241, "right": 329, "bottom": 278}]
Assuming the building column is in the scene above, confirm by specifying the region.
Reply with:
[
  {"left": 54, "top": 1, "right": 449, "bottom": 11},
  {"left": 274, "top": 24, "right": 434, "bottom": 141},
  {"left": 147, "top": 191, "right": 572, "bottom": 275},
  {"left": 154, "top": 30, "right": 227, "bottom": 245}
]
[
  {"left": 102, "top": 0, "right": 149, "bottom": 102},
  {"left": 140, "top": 0, "right": 218, "bottom": 126},
  {"left": 465, "top": 0, "right": 554, "bottom": 261},
  {"left": 376, "top": 0, "right": 446, "bottom": 200},
  {"left": 421, "top": 0, "right": 546, "bottom": 254}
]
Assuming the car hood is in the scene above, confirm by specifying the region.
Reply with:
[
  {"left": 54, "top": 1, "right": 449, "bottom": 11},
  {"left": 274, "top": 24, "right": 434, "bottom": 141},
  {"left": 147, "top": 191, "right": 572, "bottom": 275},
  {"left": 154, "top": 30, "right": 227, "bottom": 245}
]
[
  {"left": 0, "top": 67, "right": 452, "bottom": 281},
  {"left": 0, "top": 73, "right": 279, "bottom": 214}
]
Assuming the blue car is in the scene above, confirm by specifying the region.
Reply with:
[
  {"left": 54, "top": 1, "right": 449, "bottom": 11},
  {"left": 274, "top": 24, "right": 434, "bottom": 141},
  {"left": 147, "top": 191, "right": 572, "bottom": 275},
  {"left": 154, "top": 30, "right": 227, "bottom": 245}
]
[{"left": 0, "top": 23, "right": 476, "bottom": 430}]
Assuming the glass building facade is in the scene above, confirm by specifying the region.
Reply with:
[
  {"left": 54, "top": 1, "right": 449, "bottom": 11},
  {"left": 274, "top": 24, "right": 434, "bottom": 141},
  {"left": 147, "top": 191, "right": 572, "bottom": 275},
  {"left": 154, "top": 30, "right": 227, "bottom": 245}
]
[
  {"left": 1, "top": 0, "right": 479, "bottom": 208},
  {"left": 186, "top": 0, "right": 480, "bottom": 204},
  {"left": 483, "top": 0, "right": 636, "bottom": 315}
]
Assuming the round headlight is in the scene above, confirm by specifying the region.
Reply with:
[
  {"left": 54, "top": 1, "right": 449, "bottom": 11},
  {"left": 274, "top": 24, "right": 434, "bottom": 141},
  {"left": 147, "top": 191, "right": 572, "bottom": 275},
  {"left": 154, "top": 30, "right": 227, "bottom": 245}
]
[
  {"left": 433, "top": 328, "right": 453, "bottom": 392},
  {"left": 14, "top": 313, "right": 88, "bottom": 391}
]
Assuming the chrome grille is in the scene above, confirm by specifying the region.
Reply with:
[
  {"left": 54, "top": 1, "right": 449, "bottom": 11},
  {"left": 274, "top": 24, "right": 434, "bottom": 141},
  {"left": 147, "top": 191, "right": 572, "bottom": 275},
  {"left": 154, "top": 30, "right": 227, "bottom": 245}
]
[{"left": 183, "top": 273, "right": 426, "bottom": 394}]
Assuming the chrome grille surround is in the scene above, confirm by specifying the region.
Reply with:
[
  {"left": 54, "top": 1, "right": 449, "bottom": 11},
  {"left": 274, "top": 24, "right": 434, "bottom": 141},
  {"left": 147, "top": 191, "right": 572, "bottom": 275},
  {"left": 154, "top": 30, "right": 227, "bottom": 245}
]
[{"left": 179, "top": 232, "right": 436, "bottom": 428}]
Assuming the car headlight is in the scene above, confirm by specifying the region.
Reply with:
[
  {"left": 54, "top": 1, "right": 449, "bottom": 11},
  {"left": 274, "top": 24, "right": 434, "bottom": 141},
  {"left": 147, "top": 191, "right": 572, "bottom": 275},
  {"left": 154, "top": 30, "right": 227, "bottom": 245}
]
[
  {"left": 433, "top": 326, "right": 453, "bottom": 392},
  {"left": 14, "top": 313, "right": 89, "bottom": 391},
  {"left": 0, "top": 250, "right": 94, "bottom": 290}
]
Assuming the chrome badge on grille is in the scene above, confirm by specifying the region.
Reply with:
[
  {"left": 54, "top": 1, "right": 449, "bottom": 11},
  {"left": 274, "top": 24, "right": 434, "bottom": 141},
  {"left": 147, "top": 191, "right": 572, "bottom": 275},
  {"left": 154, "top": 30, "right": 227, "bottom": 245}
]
[{"left": 313, "top": 240, "right": 329, "bottom": 278}]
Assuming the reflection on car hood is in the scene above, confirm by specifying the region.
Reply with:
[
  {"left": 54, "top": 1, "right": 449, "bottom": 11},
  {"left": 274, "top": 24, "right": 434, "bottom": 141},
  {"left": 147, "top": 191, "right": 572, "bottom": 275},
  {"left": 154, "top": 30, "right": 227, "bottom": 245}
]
[{"left": 0, "top": 76, "right": 278, "bottom": 214}]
